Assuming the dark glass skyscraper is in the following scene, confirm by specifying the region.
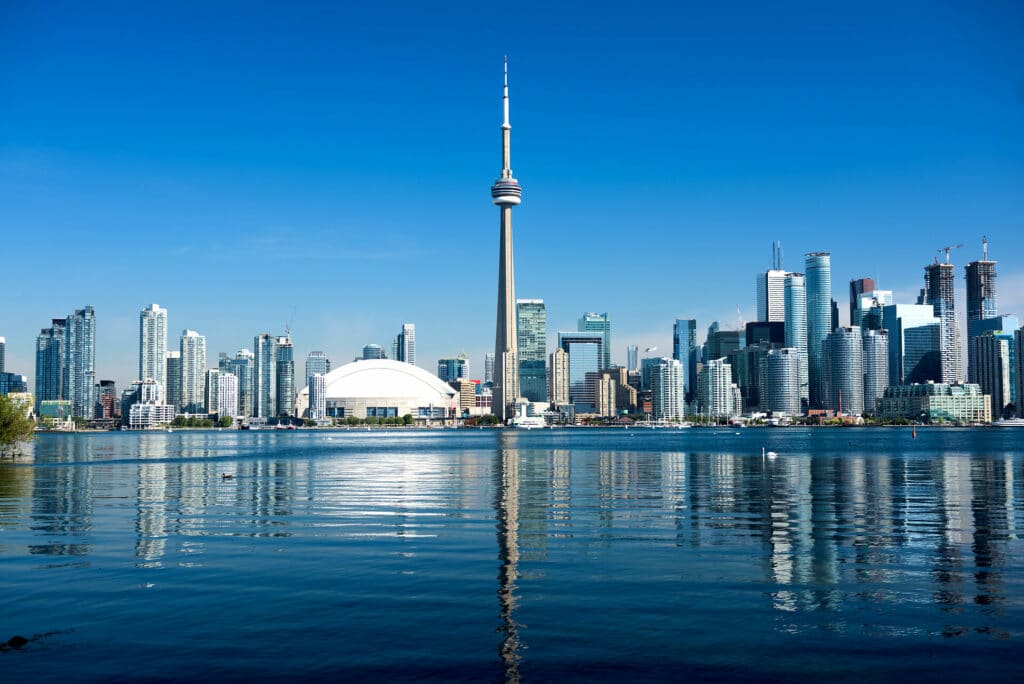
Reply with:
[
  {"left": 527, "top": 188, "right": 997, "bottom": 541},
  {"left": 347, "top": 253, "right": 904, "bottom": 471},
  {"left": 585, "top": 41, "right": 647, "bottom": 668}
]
[
  {"left": 672, "top": 319, "right": 698, "bottom": 401},
  {"left": 923, "top": 260, "right": 961, "bottom": 383},
  {"left": 516, "top": 299, "right": 547, "bottom": 402},
  {"left": 35, "top": 319, "right": 66, "bottom": 411},
  {"left": 64, "top": 306, "right": 96, "bottom": 419}
]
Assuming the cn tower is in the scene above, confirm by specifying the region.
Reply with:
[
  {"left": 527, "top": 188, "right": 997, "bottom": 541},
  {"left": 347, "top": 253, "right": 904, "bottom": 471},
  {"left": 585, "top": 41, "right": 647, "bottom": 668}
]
[{"left": 491, "top": 57, "right": 522, "bottom": 422}]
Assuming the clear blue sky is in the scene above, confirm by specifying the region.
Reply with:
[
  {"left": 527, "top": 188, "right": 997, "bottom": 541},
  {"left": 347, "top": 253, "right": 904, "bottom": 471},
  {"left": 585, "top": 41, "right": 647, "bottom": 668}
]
[{"left": 2, "top": 1, "right": 1022, "bottom": 389}]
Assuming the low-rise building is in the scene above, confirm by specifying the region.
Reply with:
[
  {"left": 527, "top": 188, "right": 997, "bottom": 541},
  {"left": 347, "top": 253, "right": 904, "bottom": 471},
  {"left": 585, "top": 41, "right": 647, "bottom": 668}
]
[{"left": 876, "top": 382, "right": 991, "bottom": 424}]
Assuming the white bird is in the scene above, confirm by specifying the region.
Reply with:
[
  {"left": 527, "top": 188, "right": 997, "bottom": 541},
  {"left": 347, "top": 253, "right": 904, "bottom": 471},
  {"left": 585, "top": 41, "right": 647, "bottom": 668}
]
[{"left": 762, "top": 447, "right": 778, "bottom": 459}]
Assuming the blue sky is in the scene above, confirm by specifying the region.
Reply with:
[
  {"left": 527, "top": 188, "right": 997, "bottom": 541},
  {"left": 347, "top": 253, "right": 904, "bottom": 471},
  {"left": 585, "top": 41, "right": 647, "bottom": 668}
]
[{"left": 2, "top": 1, "right": 1022, "bottom": 389}]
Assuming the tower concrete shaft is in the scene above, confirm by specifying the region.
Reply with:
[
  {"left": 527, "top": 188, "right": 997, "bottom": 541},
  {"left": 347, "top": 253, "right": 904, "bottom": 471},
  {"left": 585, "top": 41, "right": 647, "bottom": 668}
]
[{"left": 491, "top": 58, "right": 522, "bottom": 421}]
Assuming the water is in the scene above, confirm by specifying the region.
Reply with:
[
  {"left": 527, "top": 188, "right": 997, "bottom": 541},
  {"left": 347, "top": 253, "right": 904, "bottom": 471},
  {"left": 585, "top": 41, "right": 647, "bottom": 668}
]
[{"left": 1, "top": 428, "right": 1022, "bottom": 681}]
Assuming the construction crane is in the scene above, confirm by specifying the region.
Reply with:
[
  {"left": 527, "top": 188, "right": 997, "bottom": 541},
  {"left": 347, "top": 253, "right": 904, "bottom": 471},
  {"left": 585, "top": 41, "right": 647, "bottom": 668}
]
[{"left": 937, "top": 243, "right": 963, "bottom": 264}]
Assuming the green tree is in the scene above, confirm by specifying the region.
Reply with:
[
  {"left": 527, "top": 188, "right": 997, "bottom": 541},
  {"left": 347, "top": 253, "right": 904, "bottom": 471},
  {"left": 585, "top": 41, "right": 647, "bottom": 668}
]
[
  {"left": 217, "top": 415, "right": 234, "bottom": 428},
  {"left": 0, "top": 395, "right": 35, "bottom": 456},
  {"left": 402, "top": 414, "right": 413, "bottom": 426}
]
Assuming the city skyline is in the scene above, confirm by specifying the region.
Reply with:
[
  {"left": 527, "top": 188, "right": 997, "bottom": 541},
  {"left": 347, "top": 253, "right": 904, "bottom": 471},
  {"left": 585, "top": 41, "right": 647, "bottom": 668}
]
[{"left": 2, "top": 3, "right": 1022, "bottom": 390}]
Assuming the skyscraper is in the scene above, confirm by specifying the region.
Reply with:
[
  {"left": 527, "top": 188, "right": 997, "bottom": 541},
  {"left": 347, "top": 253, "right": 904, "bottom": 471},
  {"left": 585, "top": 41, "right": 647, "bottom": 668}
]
[
  {"left": 64, "top": 306, "right": 96, "bottom": 418},
  {"left": 822, "top": 326, "right": 864, "bottom": 416},
  {"left": 626, "top": 345, "right": 639, "bottom": 373},
  {"left": 783, "top": 273, "right": 808, "bottom": 405},
  {"left": 252, "top": 334, "right": 277, "bottom": 419},
  {"left": 548, "top": 347, "right": 569, "bottom": 405},
  {"left": 971, "top": 332, "right": 1012, "bottom": 419},
  {"left": 204, "top": 368, "right": 219, "bottom": 415},
  {"left": 862, "top": 329, "right": 889, "bottom": 416},
  {"left": 393, "top": 323, "right": 415, "bottom": 365},
  {"left": 651, "top": 358, "right": 686, "bottom": 421},
  {"left": 179, "top": 329, "right": 206, "bottom": 413},
  {"left": 308, "top": 373, "right": 327, "bottom": 421},
  {"left": 965, "top": 237, "right": 997, "bottom": 324},
  {"left": 558, "top": 331, "right": 603, "bottom": 412},
  {"left": 139, "top": 304, "right": 168, "bottom": 392},
  {"left": 35, "top": 320, "right": 66, "bottom": 410},
  {"left": 165, "top": 351, "right": 181, "bottom": 410},
  {"left": 276, "top": 335, "right": 294, "bottom": 417},
  {"left": 306, "top": 351, "right": 330, "bottom": 382},
  {"left": 852, "top": 290, "right": 894, "bottom": 328},
  {"left": 491, "top": 58, "right": 522, "bottom": 421},
  {"left": 578, "top": 313, "right": 612, "bottom": 370},
  {"left": 95, "top": 380, "right": 117, "bottom": 419},
  {"left": 672, "top": 319, "right": 698, "bottom": 401},
  {"left": 967, "top": 315, "right": 1019, "bottom": 385},
  {"left": 849, "top": 278, "right": 876, "bottom": 330},
  {"left": 218, "top": 372, "right": 239, "bottom": 420},
  {"left": 698, "top": 358, "right": 736, "bottom": 418},
  {"left": 221, "top": 349, "right": 253, "bottom": 419},
  {"left": 0, "top": 336, "right": 5, "bottom": 373},
  {"left": 760, "top": 348, "right": 801, "bottom": 416},
  {"left": 437, "top": 356, "right": 469, "bottom": 382},
  {"left": 805, "top": 252, "right": 832, "bottom": 408},
  {"left": 882, "top": 304, "right": 941, "bottom": 385},
  {"left": 517, "top": 299, "right": 547, "bottom": 402},
  {"left": 756, "top": 241, "right": 787, "bottom": 323},
  {"left": 484, "top": 353, "right": 495, "bottom": 385},
  {"left": 923, "top": 259, "right": 961, "bottom": 383}
]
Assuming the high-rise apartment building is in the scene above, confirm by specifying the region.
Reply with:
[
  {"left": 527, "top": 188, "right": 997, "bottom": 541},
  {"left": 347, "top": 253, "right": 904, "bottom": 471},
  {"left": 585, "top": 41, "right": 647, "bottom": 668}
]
[
  {"left": 306, "top": 351, "right": 330, "bottom": 382},
  {"left": 139, "top": 304, "right": 168, "bottom": 392},
  {"left": 805, "top": 252, "right": 832, "bottom": 408},
  {"left": 651, "top": 358, "right": 686, "bottom": 421},
  {"left": 220, "top": 349, "right": 253, "bottom": 419},
  {"left": 179, "top": 329, "right": 206, "bottom": 413},
  {"left": 548, "top": 347, "right": 569, "bottom": 405},
  {"left": 578, "top": 313, "right": 611, "bottom": 370},
  {"left": 783, "top": 273, "right": 808, "bottom": 405},
  {"left": 393, "top": 323, "right": 415, "bottom": 365},
  {"left": 1016, "top": 329, "right": 1024, "bottom": 419},
  {"left": 252, "top": 334, "right": 277, "bottom": 419},
  {"left": 204, "top": 368, "right": 219, "bottom": 415},
  {"left": 852, "top": 290, "right": 893, "bottom": 328},
  {"left": 922, "top": 260, "right": 961, "bottom": 383},
  {"left": 862, "top": 329, "right": 889, "bottom": 416},
  {"left": 697, "top": 357, "right": 736, "bottom": 418},
  {"left": 276, "top": 336, "right": 294, "bottom": 417},
  {"left": 517, "top": 299, "right": 547, "bottom": 402},
  {"left": 760, "top": 348, "right": 801, "bottom": 416},
  {"left": 218, "top": 372, "right": 239, "bottom": 420},
  {"left": 0, "top": 336, "right": 5, "bottom": 373},
  {"left": 35, "top": 320, "right": 66, "bottom": 410},
  {"left": 63, "top": 306, "right": 96, "bottom": 418},
  {"left": 559, "top": 331, "right": 603, "bottom": 412},
  {"left": 308, "top": 373, "right": 326, "bottom": 421},
  {"left": 165, "top": 351, "right": 181, "bottom": 410},
  {"left": 967, "top": 315, "right": 1019, "bottom": 386},
  {"left": 965, "top": 237, "right": 997, "bottom": 324},
  {"left": 822, "top": 327, "right": 864, "bottom": 415}
]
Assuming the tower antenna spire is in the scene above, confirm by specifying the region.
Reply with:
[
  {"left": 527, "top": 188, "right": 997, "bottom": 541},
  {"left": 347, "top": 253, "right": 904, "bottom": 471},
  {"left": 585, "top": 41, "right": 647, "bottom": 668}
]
[
  {"left": 502, "top": 55, "right": 510, "bottom": 130},
  {"left": 982, "top": 235, "right": 988, "bottom": 261}
]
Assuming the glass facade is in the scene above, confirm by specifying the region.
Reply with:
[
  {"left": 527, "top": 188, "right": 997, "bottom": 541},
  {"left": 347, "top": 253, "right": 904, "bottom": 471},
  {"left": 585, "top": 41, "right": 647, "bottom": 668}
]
[
  {"left": 252, "top": 334, "right": 277, "bottom": 419},
  {"left": 139, "top": 304, "right": 168, "bottom": 392},
  {"left": 517, "top": 299, "right": 547, "bottom": 402},
  {"left": 276, "top": 336, "right": 295, "bottom": 417},
  {"left": 179, "top": 329, "right": 206, "bottom": 414},
  {"left": 862, "top": 329, "right": 889, "bottom": 415},
  {"left": 64, "top": 306, "right": 96, "bottom": 419},
  {"left": 305, "top": 351, "right": 331, "bottom": 382},
  {"left": 882, "top": 304, "right": 941, "bottom": 385},
  {"left": 672, "top": 319, "right": 698, "bottom": 401},
  {"left": 559, "top": 332, "right": 603, "bottom": 412},
  {"left": 783, "top": 273, "right": 808, "bottom": 405},
  {"left": 805, "top": 252, "right": 832, "bottom": 409},
  {"left": 35, "top": 320, "right": 66, "bottom": 411},
  {"left": 761, "top": 347, "right": 801, "bottom": 416},
  {"left": 577, "top": 313, "right": 611, "bottom": 370},
  {"left": 651, "top": 358, "right": 685, "bottom": 420}
]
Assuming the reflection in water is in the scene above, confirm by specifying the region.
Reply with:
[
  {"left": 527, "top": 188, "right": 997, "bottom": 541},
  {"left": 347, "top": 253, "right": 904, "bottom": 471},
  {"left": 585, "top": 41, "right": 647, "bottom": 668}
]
[
  {"left": 495, "top": 433, "right": 521, "bottom": 683},
  {"left": 1, "top": 430, "right": 1022, "bottom": 678}
]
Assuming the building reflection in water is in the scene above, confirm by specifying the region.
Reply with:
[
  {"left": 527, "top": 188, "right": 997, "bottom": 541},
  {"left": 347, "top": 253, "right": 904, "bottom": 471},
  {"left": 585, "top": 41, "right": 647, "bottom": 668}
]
[{"left": 494, "top": 432, "right": 521, "bottom": 683}]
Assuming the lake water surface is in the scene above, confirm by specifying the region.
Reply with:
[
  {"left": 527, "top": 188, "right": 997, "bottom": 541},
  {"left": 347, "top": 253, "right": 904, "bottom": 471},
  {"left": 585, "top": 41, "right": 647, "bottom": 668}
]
[{"left": 1, "top": 428, "right": 1022, "bottom": 681}]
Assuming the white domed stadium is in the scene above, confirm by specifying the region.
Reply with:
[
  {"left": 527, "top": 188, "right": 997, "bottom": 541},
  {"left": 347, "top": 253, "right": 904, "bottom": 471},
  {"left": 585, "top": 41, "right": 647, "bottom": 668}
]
[{"left": 297, "top": 359, "right": 458, "bottom": 421}]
